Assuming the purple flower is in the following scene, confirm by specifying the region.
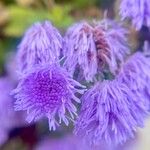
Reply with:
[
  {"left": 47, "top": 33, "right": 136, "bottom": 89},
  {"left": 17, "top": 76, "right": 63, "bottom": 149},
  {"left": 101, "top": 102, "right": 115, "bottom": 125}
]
[
  {"left": 118, "top": 52, "right": 150, "bottom": 111},
  {"left": 12, "top": 64, "right": 85, "bottom": 130},
  {"left": 63, "top": 20, "right": 129, "bottom": 81},
  {"left": 63, "top": 22, "right": 98, "bottom": 81},
  {"left": 74, "top": 79, "right": 147, "bottom": 146},
  {"left": 17, "top": 21, "right": 63, "bottom": 73},
  {"left": 120, "top": 0, "right": 150, "bottom": 30}
]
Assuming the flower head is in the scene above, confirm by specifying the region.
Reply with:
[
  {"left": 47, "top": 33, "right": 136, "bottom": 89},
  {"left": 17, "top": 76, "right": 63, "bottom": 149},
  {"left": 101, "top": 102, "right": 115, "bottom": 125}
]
[
  {"left": 63, "top": 20, "right": 129, "bottom": 81},
  {"left": 17, "top": 21, "right": 63, "bottom": 73},
  {"left": 63, "top": 22, "right": 98, "bottom": 81},
  {"left": 118, "top": 52, "right": 150, "bottom": 110},
  {"left": 75, "top": 79, "right": 147, "bottom": 146},
  {"left": 12, "top": 64, "right": 85, "bottom": 130},
  {"left": 120, "top": 0, "right": 150, "bottom": 30}
]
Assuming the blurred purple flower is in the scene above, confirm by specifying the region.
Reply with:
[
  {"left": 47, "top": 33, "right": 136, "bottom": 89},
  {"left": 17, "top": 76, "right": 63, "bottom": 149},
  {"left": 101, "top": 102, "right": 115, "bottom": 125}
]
[
  {"left": 75, "top": 79, "right": 147, "bottom": 146},
  {"left": 143, "top": 41, "right": 150, "bottom": 56},
  {"left": 17, "top": 21, "right": 63, "bottom": 73},
  {"left": 120, "top": 0, "right": 150, "bottom": 30},
  {"left": 118, "top": 52, "right": 150, "bottom": 111},
  {"left": 35, "top": 135, "right": 90, "bottom": 150},
  {"left": 5, "top": 52, "right": 18, "bottom": 81},
  {"left": 12, "top": 64, "right": 86, "bottom": 130},
  {"left": 34, "top": 134, "right": 110, "bottom": 150},
  {"left": 0, "top": 77, "right": 26, "bottom": 145},
  {"left": 63, "top": 20, "right": 129, "bottom": 81},
  {"left": 0, "top": 129, "right": 8, "bottom": 146},
  {"left": 0, "top": 77, "right": 25, "bottom": 130},
  {"left": 63, "top": 22, "right": 98, "bottom": 81}
]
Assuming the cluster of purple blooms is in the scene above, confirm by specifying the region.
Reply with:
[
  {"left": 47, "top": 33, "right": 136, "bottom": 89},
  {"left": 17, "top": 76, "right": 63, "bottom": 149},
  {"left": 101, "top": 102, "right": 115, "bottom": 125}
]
[{"left": 0, "top": 0, "right": 150, "bottom": 149}]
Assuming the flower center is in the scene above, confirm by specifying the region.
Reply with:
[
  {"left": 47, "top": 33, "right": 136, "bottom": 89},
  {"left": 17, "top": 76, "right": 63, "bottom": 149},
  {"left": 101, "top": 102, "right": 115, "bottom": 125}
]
[{"left": 25, "top": 71, "right": 69, "bottom": 111}]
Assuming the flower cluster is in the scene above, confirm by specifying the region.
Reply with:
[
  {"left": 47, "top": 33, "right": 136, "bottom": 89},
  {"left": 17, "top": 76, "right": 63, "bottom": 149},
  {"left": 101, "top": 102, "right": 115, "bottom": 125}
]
[
  {"left": 120, "top": 0, "right": 150, "bottom": 30},
  {"left": 10, "top": 5, "right": 150, "bottom": 148}
]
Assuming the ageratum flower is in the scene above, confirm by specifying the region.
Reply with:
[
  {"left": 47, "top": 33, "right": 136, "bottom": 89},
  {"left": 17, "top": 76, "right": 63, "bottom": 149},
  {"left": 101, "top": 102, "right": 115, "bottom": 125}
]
[
  {"left": 17, "top": 21, "right": 63, "bottom": 73},
  {"left": 120, "top": 0, "right": 150, "bottom": 30},
  {"left": 63, "top": 22, "right": 98, "bottom": 81},
  {"left": 118, "top": 52, "right": 150, "bottom": 111},
  {"left": 75, "top": 79, "right": 147, "bottom": 146},
  {"left": 12, "top": 64, "right": 85, "bottom": 130},
  {"left": 63, "top": 20, "right": 129, "bottom": 81}
]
